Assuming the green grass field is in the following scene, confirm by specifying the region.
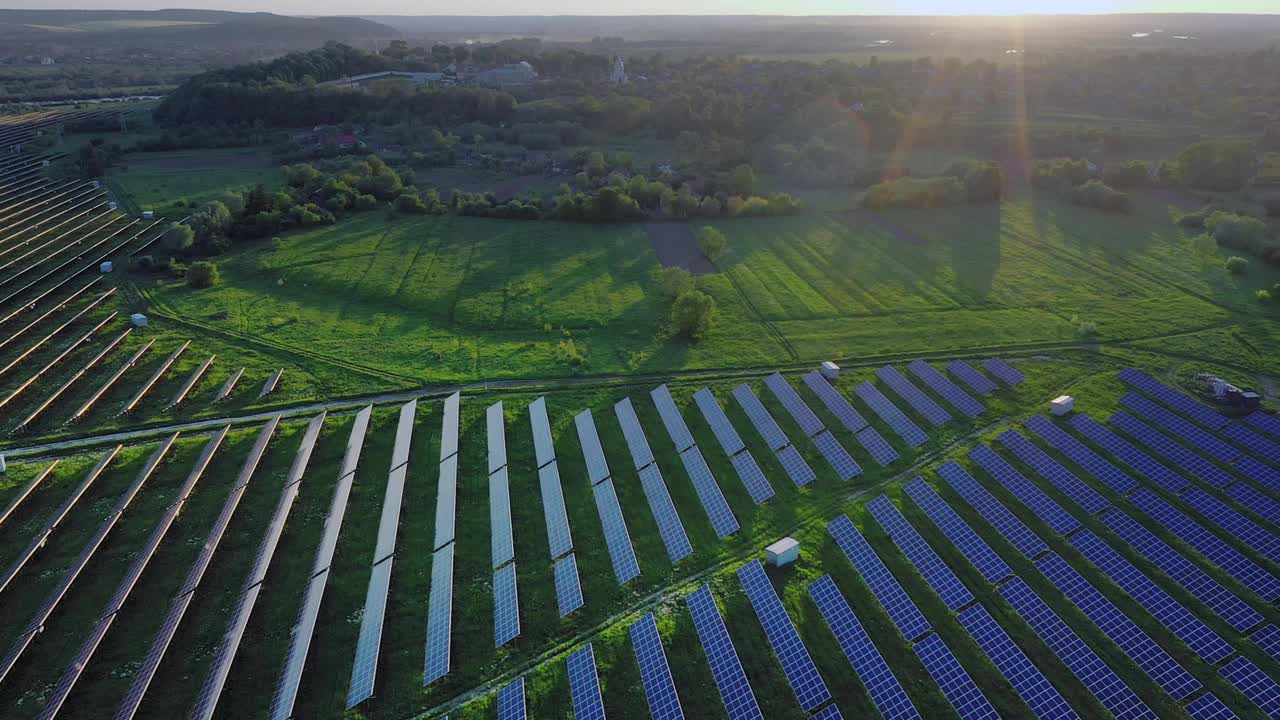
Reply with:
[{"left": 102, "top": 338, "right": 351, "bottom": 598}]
[{"left": 108, "top": 148, "right": 284, "bottom": 214}]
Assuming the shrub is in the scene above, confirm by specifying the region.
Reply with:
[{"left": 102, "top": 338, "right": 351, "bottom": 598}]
[
  {"left": 863, "top": 176, "right": 965, "bottom": 208},
  {"left": 1207, "top": 211, "right": 1269, "bottom": 253},
  {"left": 1169, "top": 140, "right": 1257, "bottom": 191},
  {"left": 943, "top": 159, "right": 1005, "bottom": 202},
  {"left": 672, "top": 290, "right": 716, "bottom": 339},
  {"left": 186, "top": 261, "right": 219, "bottom": 288},
  {"left": 697, "top": 226, "right": 728, "bottom": 262},
  {"left": 163, "top": 223, "right": 195, "bottom": 253},
  {"left": 1068, "top": 180, "right": 1131, "bottom": 213},
  {"left": 1102, "top": 161, "right": 1153, "bottom": 188},
  {"left": 659, "top": 267, "right": 694, "bottom": 299},
  {"left": 1258, "top": 289, "right": 1273, "bottom": 302},
  {"left": 1226, "top": 256, "right": 1250, "bottom": 274},
  {"left": 1032, "top": 158, "right": 1091, "bottom": 189},
  {"left": 1177, "top": 207, "right": 1213, "bottom": 228}
]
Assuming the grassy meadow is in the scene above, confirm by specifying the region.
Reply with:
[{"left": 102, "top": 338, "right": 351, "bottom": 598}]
[{"left": 107, "top": 147, "right": 284, "bottom": 215}]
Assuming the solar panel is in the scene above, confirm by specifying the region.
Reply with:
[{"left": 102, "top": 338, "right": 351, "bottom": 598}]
[
  {"left": 1120, "top": 393, "right": 1238, "bottom": 463},
  {"left": 488, "top": 401, "right": 507, "bottom": 474},
  {"left": 616, "top": 397, "right": 657, "bottom": 469},
  {"left": 904, "top": 477, "right": 1012, "bottom": 583},
  {"left": 802, "top": 371, "right": 869, "bottom": 432},
  {"left": 0, "top": 460, "right": 57, "bottom": 531},
  {"left": 908, "top": 360, "right": 983, "bottom": 418},
  {"left": 1069, "top": 529, "right": 1233, "bottom": 664},
  {"left": 651, "top": 384, "right": 696, "bottom": 452},
  {"left": 968, "top": 445, "right": 1080, "bottom": 535},
  {"left": 936, "top": 460, "right": 1048, "bottom": 559},
  {"left": 1128, "top": 487, "right": 1280, "bottom": 602},
  {"left": 434, "top": 454, "right": 458, "bottom": 550},
  {"left": 1221, "top": 423, "right": 1280, "bottom": 464},
  {"left": 867, "top": 495, "right": 973, "bottom": 610},
  {"left": 811, "top": 431, "right": 860, "bottom": 480},
  {"left": 956, "top": 603, "right": 1078, "bottom": 720},
  {"left": 347, "top": 562, "right": 392, "bottom": 706},
  {"left": 493, "top": 563, "right": 521, "bottom": 648},
  {"left": 530, "top": 397, "right": 556, "bottom": 467},
  {"left": 855, "top": 426, "right": 899, "bottom": 466},
  {"left": 738, "top": 560, "right": 831, "bottom": 711},
  {"left": 629, "top": 614, "right": 685, "bottom": 720},
  {"left": 948, "top": 359, "right": 998, "bottom": 395},
  {"left": 730, "top": 451, "right": 776, "bottom": 504},
  {"left": 538, "top": 461, "right": 574, "bottom": 559},
  {"left": 732, "top": 383, "right": 789, "bottom": 451},
  {"left": 637, "top": 464, "right": 694, "bottom": 563},
  {"left": 422, "top": 543, "right": 454, "bottom": 685},
  {"left": 497, "top": 677, "right": 526, "bottom": 720},
  {"left": 765, "top": 372, "right": 825, "bottom": 437},
  {"left": 440, "top": 391, "right": 460, "bottom": 461},
  {"left": 997, "top": 429, "right": 1110, "bottom": 514},
  {"left": 554, "top": 554, "right": 584, "bottom": 617},
  {"left": 1182, "top": 487, "right": 1280, "bottom": 565},
  {"left": 679, "top": 446, "right": 739, "bottom": 539},
  {"left": 1109, "top": 411, "right": 1233, "bottom": 488},
  {"left": 775, "top": 444, "right": 817, "bottom": 487},
  {"left": 827, "top": 514, "right": 931, "bottom": 641},
  {"left": 912, "top": 634, "right": 999, "bottom": 720},
  {"left": 1233, "top": 455, "right": 1280, "bottom": 493},
  {"left": 694, "top": 387, "right": 746, "bottom": 455},
  {"left": 1036, "top": 552, "right": 1200, "bottom": 700},
  {"left": 1246, "top": 411, "right": 1280, "bottom": 439},
  {"left": 998, "top": 577, "right": 1155, "bottom": 720},
  {"left": 1220, "top": 657, "right": 1280, "bottom": 717},
  {"left": 1185, "top": 693, "right": 1238, "bottom": 720},
  {"left": 876, "top": 365, "right": 952, "bottom": 426},
  {"left": 1117, "top": 368, "right": 1230, "bottom": 431},
  {"left": 1066, "top": 414, "right": 1188, "bottom": 493},
  {"left": 593, "top": 478, "right": 641, "bottom": 584},
  {"left": 810, "top": 706, "right": 844, "bottom": 720},
  {"left": 575, "top": 409, "right": 612, "bottom": 485},
  {"left": 568, "top": 644, "right": 606, "bottom": 720},
  {"left": 490, "top": 468, "right": 515, "bottom": 569},
  {"left": 1024, "top": 416, "right": 1136, "bottom": 494},
  {"left": 807, "top": 575, "right": 920, "bottom": 720},
  {"left": 685, "top": 585, "right": 764, "bottom": 720},
  {"left": 854, "top": 382, "right": 929, "bottom": 447},
  {"left": 982, "top": 358, "right": 1024, "bottom": 385},
  {"left": 1250, "top": 624, "right": 1280, "bottom": 661}
]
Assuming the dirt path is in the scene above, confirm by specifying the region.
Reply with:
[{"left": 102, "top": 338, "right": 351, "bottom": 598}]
[{"left": 645, "top": 222, "right": 716, "bottom": 275}]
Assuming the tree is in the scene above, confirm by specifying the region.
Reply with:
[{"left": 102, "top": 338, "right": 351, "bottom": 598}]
[
  {"left": 1226, "top": 256, "right": 1249, "bottom": 274},
  {"left": 186, "top": 261, "right": 220, "bottom": 289},
  {"left": 672, "top": 290, "right": 716, "bottom": 339},
  {"left": 163, "top": 223, "right": 194, "bottom": 253},
  {"left": 728, "top": 163, "right": 757, "bottom": 196},
  {"left": 1170, "top": 141, "right": 1257, "bottom": 191},
  {"left": 659, "top": 267, "right": 694, "bottom": 298},
  {"left": 697, "top": 226, "right": 728, "bottom": 262}
]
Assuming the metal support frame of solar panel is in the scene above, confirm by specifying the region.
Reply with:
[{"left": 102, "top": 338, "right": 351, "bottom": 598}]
[
  {"left": 1234, "top": 455, "right": 1280, "bottom": 493},
  {"left": 1221, "top": 423, "right": 1280, "bottom": 465},
  {"left": 538, "top": 461, "right": 575, "bottom": 559},
  {"left": 867, "top": 495, "right": 974, "bottom": 610},
  {"left": 422, "top": 543, "right": 455, "bottom": 686},
  {"left": 738, "top": 560, "right": 831, "bottom": 711},
  {"left": 911, "top": 633, "right": 999, "bottom": 720},
  {"left": 258, "top": 367, "right": 284, "bottom": 398},
  {"left": 213, "top": 367, "right": 243, "bottom": 402},
  {"left": 982, "top": 357, "right": 1024, "bottom": 385},
  {"left": 955, "top": 603, "right": 1079, "bottom": 720},
  {"left": 854, "top": 381, "right": 929, "bottom": 447},
  {"left": 679, "top": 445, "right": 739, "bottom": 538},
  {"left": 1118, "top": 368, "right": 1230, "bottom": 431},
  {"left": 1024, "top": 415, "right": 1137, "bottom": 494},
  {"left": 651, "top": 383, "right": 696, "bottom": 452},
  {"left": 567, "top": 644, "right": 606, "bottom": 720},
  {"left": 270, "top": 407, "right": 371, "bottom": 720},
  {"left": 0, "top": 214, "right": 145, "bottom": 310},
  {"left": 0, "top": 203, "right": 118, "bottom": 279},
  {"left": 1110, "top": 408, "right": 1234, "bottom": 489},
  {"left": 636, "top": 464, "right": 693, "bottom": 562},
  {"left": 1068, "top": 528, "right": 1233, "bottom": 664},
  {"left": 855, "top": 425, "right": 899, "bottom": 466},
  {"left": 0, "top": 460, "right": 58, "bottom": 531},
  {"left": 948, "top": 359, "right": 998, "bottom": 395},
  {"left": 1246, "top": 411, "right": 1280, "bottom": 439},
  {"left": 1035, "top": 552, "right": 1200, "bottom": 700},
  {"left": 807, "top": 574, "right": 919, "bottom": 720},
  {"left": 67, "top": 338, "right": 153, "bottom": 423},
  {"left": 1127, "top": 487, "right": 1280, "bottom": 603},
  {"left": 615, "top": 396, "right": 657, "bottom": 469},
  {"left": 1225, "top": 482, "right": 1280, "bottom": 528},
  {"left": 765, "top": 372, "right": 826, "bottom": 437},
  {"left": 877, "top": 365, "right": 952, "bottom": 427},
  {"left": 685, "top": 584, "right": 764, "bottom": 720},
  {"left": 1067, "top": 413, "right": 1189, "bottom": 493},
  {"left": 497, "top": 676, "right": 526, "bottom": 720},
  {"left": 492, "top": 563, "right": 521, "bottom": 648},
  {"left": 554, "top": 554, "right": 585, "bottom": 616},
  {"left": 731, "top": 382, "right": 789, "bottom": 451},
  {"left": 935, "top": 460, "right": 1048, "bottom": 559},
  {"left": 1219, "top": 657, "right": 1280, "bottom": 717},
  {"left": 629, "top": 613, "right": 685, "bottom": 720},
  {"left": 593, "top": 477, "right": 642, "bottom": 584},
  {"left": 828, "top": 514, "right": 931, "bottom": 641},
  {"left": 575, "top": 409, "right": 612, "bottom": 485},
  {"left": 120, "top": 339, "right": 189, "bottom": 415},
  {"left": 165, "top": 353, "right": 214, "bottom": 409},
  {"left": 1181, "top": 487, "right": 1280, "bottom": 565},
  {"left": 693, "top": 387, "right": 776, "bottom": 503},
  {"left": 0, "top": 275, "right": 99, "bottom": 356},
  {"left": 908, "top": 360, "right": 984, "bottom": 417},
  {"left": 1186, "top": 693, "right": 1239, "bottom": 720},
  {"left": 1121, "top": 393, "right": 1239, "bottom": 463},
  {"left": 969, "top": 444, "right": 1081, "bottom": 535},
  {"left": 998, "top": 577, "right": 1156, "bottom": 720},
  {"left": 904, "top": 477, "right": 1012, "bottom": 583},
  {"left": 997, "top": 429, "right": 1110, "bottom": 515},
  {"left": 0, "top": 311, "right": 117, "bottom": 412},
  {"left": 802, "top": 370, "right": 868, "bottom": 433}
]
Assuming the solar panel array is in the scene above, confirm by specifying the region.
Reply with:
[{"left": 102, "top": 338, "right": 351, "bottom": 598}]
[
  {"left": 694, "top": 387, "right": 776, "bottom": 503},
  {"left": 1185, "top": 693, "right": 1238, "bottom": 720},
  {"left": 1234, "top": 455, "right": 1280, "bottom": 493},
  {"left": 855, "top": 426, "right": 899, "bottom": 466},
  {"left": 537, "top": 461, "right": 575, "bottom": 559},
  {"left": 1246, "top": 411, "right": 1280, "bottom": 439},
  {"left": 765, "top": 372, "right": 825, "bottom": 436},
  {"left": 434, "top": 455, "right": 458, "bottom": 551},
  {"left": 680, "top": 446, "right": 740, "bottom": 539},
  {"left": 812, "top": 430, "right": 862, "bottom": 480},
  {"left": 493, "top": 562, "right": 521, "bottom": 648},
  {"left": 554, "top": 555, "right": 585, "bottom": 617},
  {"left": 969, "top": 444, "right": 1080, "bottom": 535},
  {"left": 1221, "top": 423, "right": 1280, "bottom": 464},
  {"left": 730, "top": 451, "right": 777, "bottom": 505},
  {"left": 908, "top": 360, "right": 984, "bottom": 417},
  {"left": 1023, "top": 415, "right": 1137, "bottom": 494},
  {"left": 807, "top": 575, "right": 920, "bottom": 720},
  {"left": 1117, "top": 368, "right": 1230, "bottom": 430},
  {"left": 1219, "top": 657, "right": 1280, "bottom": 717},
  {"left": 802, "top": 371, "right": 868, "bottom": 432},
  {"left": 1250, "top": 624, "right": 1280, "bottom": 661},
  {"left": 854, "top": 381, "right": 929, "bottom": 447},
  {"left": 1226, "top": 482, "right": 1280, "bottom": 527},
  {"left": 1120, "top": 393, "right": 1238, "bottom": 462},
  {"left": 936, "top": 460, "right": 1048, "bottom": 559},
  {"left": 422, "top": 543, "right": 455, "bottom": 686},
  {"left": 775, "top": 443, "right": 817, "bottom": 488},
  {"left": 867, "top": 495, "right": 973, "bottom": 610},
  {"left": 651, "top": 384, "right": 696, "bottom": 452},
  {"left": 948, "top": 359, "right": 998, "bottom": 395},
  {"left": 637, "top": 464, "right": 693, "bottom": 562},
  {"left": 490, "top": 468, "right": 515, "bottom": 569},
  {"left": 732, "top": 383, "right": 789, "bottom": 451},
  {"left": 737, "top": 560, "right": 831, "bottom": 711},
  {"left": 982, "top": 357, "right": 1024, "bottom": 385},
  {"left": 997, "top": 429, "right": 1109, "bottom": 514},
  {"left": 810, "top": 706, "right": 844, "bottom": 720},
  {"left": 497, "top": 677, "right": 526, "bottom": 720},
  {"left": 576, "top": 409, "right": 613, "bottom": 485},
  {"left": 530, "top": 396, "right": 556, "bottom": 467},
  {"left": 911, "top": 633, "right": 999, "bottom": 720},
  {"left": 828, "top": 514, "right": 931, "bottom": 641},
  {"left": 629, "top": 614, "right": 686, "bottom": 720},
  {"left": 1110, "top": 410, "right": 1234, "bottom": 488},
  {"left": 956, "top": 603, "right": 1079, "bottom": 720},
  {"left": 616, "top": 397, "right": 657, "bottom": 468},
  {"left": 1067, "top": 414, "right": 1188, "bottom": 493},
  {"left": 1182, "top": 487, "right": 1280, "bottom": 565},
  {"left": 529, "top": 397, "right": 585, "bottom": 615},
  {"left": 685, "top": 584, "right": 764, "bottom": 720},
  {"left": 877, "top": 365, "right": 952, "bottom": 426},
  {"left": 594, "top": 478, "right": 642, "bottom": 584},
  {"left": 488, "top": 400, "right": 508, "bottom": 474},
  {"left": 903, "top": 477, "right": 1012, "bottom": 583},
  {"left": 567, "top": 644, "right": 606, "bottom": 720}
]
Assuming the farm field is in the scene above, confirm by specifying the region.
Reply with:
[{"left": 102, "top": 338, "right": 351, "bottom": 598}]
[{"left": 107, "top": 147, "right": 284, "bottom": 214}]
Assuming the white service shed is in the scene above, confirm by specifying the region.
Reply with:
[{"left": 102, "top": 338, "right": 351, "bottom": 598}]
[
  {"left": 130, "top": 313, "right": 149, "bottom": 328},
  {"left": 100, "top": 261, "right": 113, "bottom": 273},
  {"left": 1051, "top": 395, "right": 1075, "bottom": 416},
  {"left": 765, "top": 537, "right": 800, "bottom": 567},
  {"left": 820, "top": 361, "right": 840, "bottom": 381}
]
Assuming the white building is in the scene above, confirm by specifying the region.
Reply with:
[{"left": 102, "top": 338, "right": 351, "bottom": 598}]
[{"left": 610, "top": 56, "right": 627, "bottom": 85}]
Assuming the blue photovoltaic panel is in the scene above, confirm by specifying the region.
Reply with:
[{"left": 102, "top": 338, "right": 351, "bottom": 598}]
[
  {"left": 1186, "top": 693, "right": 1238, "bottom": 720},
  {"left": 997, "top": 429, "right": 1109, "bottom": 514},
  {"left": 732, "top": 384, "right": 789, "bottom": 451},
  {"left": 615, "top": 397, "right": 656, "bottom": 469},
  {"left": 730, "top": 451, "right": 776, "bottom": 505},
  {"left": 810, "top": 707, "right": 844, "bottom": 720},
  {"left": 1120, "top": 393, "right": 1239, "bottom": 463},
  {"left": 440, "top": 392, "right": 460, "bottom": 461},
  {"left": 1182, "top": 487, "right": 1280, "bottom": 565},
  {"left": 629, "top": 614, "right": 685, "bottom": 720},
  {"left": 1024, "top": 415, "right": 1137, "bottom": 494},
  {"left": 637, "top": 464, "right": 694, "bottom": 563},
  {"left": 948, "top": 359, "right": 998, "bottom": 395},
  {"left": 828, "top": 514, "right": 931, "bottom": 641},
  {"left": 775, "top": 444, "right": 817, "bottom": 488},
  {"left": 904, "top": 477, "right": 1012, "bottom": 583},
  {"left": 1109, "top": 411, "right": 1234, "bottom": 489},
  {"left": 679, "top": 446, "right": 739, "bottom": 539},
  {"left": 493, "top": 563, "right": 520, "bottom": 648},
  {"left": 1246, "top": 411, "right": 1280, "bottom": 439},
  {"left": 1118, "top": 368, "right": 1230, "bottom": 431},
  {"left": 1036, "top": 552, "right": 1200, "bottom": 700},
  {"left": 807, "top": 575, "right": 919, "bottom": 720},
  {"left": 1069, "top": 529, "right": 1233, "bottom": 664},
  {"left": 1225, "top": 482, "right": 1280, "bottom": 528},
  {"left": 553, "top": 554, "right": 584, "bottom": 617},
  {"left": 766, "top": 372, "right": 825, "bottom": 437},
  {"left": 347, "top": 562, "right": 392, "bottom": 707},
  {"left": 1067, "top": 414, "right": 1188, "bottom": 493},
  {"left": 998, "top": 577, "right": 1156, "bottom": 720},
  {"left": 423, "top": 544, "right": 454, "bottom": 686},
  {"left": 854, "top": 382, "right": 928, "bottom": 447},
  {"left": 593, "top": 478, "right": 641, "bottom": 584},
  {"left": 812, "top": 431, "right": 862, "bottom": 481},
  {"left": 1234, "top": 455, "right": 1280, "bottom": 493},
  {"left": 936, "top": 460, "right": 1047, "bottom": 559},
  {"left": 803, "top": 371, "right": 868, "bottom": 433},
  {"left": 855, "top": 426, "right": 898, "bottom": 467},
  {"left": 538, "top": 461, "right": 574, "bottom": 559},
  {"left": 1250, "top": 625, "right": 1280, "bottom": 661},
  {"left": 434, "top": 455, "right": 458, "bottom": 550},
  {"left": 1099, "top": 508, "right": 1262, "bottom": 633},
  {"left": 529, "top": 397, "right": 556, "bottom": 468},
  {"left": 1128, "top": 487, "right": 1280, "bottom": 602},
  {"left": 908, "top": 360, "right": 983, "bottom": 418},
  {"left": 876, "top": 365, "right": 952, "bottom": 427},
  {"left": 567, "top": 644, "right": 605, "bottom": 720},
  {"left": 488, "top": 401, "right": 507, "bottom": 474},
  {"left": 1220, "top": 657, "right": 1280, "bottom": 717},
  {"left": 1221, "top": 423, "right": 1280, "bottom": 464},
  {"left": 686, "top": 585, "right": 764, "bottom": 720},
  {"left": 738, "top": 560, "right": 831, "bottom": 711},
  {"left": 490, "top": 468, "right": 515, "bottom": 569},
  {"left": 968, "top": 445, "right": 1080, "bottom": 535},
  {"left": 867, "top": 495, "right": 973, "bottom": 611},
  {"left": 497, "top": 677, "right": 526, "bottom": 720},
  {"left": 651, "top": 384, "right": 696, "bottom": 453},
  {"left": 956, "top": 603, "right": 1079, "bottom": 720},
  {"left": 912, "top": 634, "right": 998, "bottom": 720},
  {"left": 982, "top": 358, "right": 1024, "bottom": 385},
  {"left": 694, "top": 387, "right": 746, "bottom": 456},
  {"left": 575, "top": 410, "right": 612, "bottom": 485}
]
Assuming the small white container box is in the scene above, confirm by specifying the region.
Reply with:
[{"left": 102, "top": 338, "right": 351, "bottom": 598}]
[
  {"left": 0, "top": 454, "right": 6, "bottom": 474},
  {"left": 100, "top": 261, "right": 113, "bottom": 273},
  {"left": 820, "top": 361, "right": 840, "bottom": 381},
  {"left": 1051, "top": 395, "right": 1075, "bottom": 416},
  {"left": 765, "top": 537, "right": 799, "bottom": 568},
  {"left": 130, "top": 313, "right": 149, "bottom": 327},
  {"left": 142, "top": 210, "right": 154, "bottom": 219}
]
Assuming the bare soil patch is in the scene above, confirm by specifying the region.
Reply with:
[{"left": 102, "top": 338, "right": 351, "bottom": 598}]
[{"left": 646, "top": 222, "right": 716, "bottom": 275}]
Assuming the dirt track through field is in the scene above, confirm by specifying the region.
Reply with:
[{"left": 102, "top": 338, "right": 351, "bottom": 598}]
[{"left": 645, "top": 222, "right": 716, "bottom": 274}]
